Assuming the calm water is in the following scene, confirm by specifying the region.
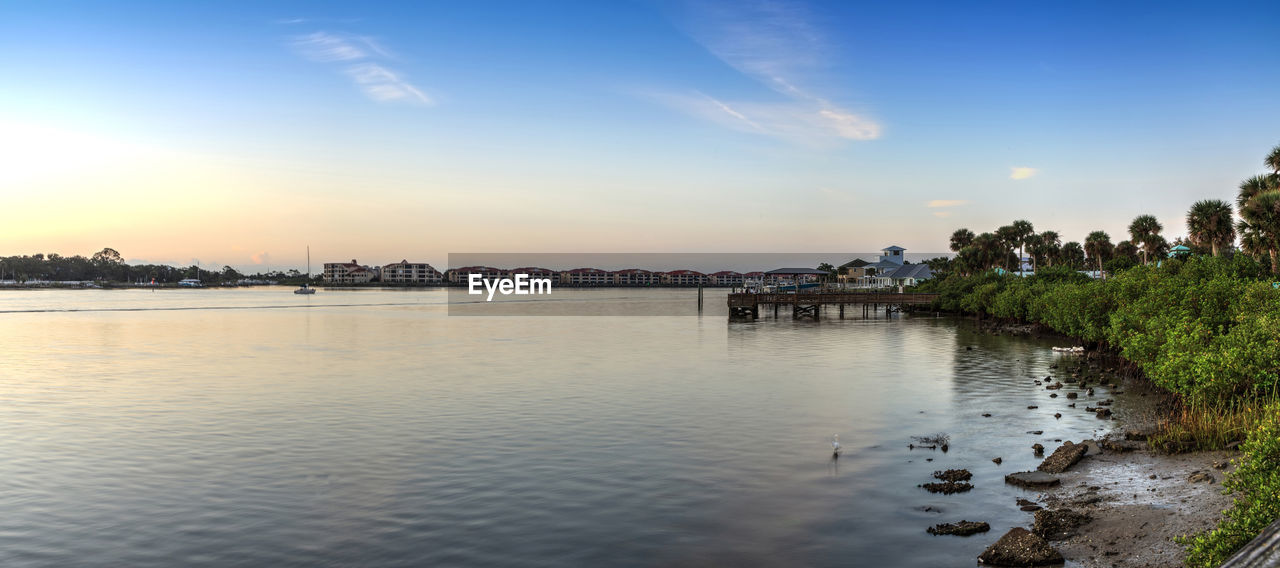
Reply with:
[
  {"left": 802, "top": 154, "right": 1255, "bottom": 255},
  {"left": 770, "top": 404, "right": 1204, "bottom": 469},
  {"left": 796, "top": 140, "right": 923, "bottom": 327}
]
[{"left": 0, "top": 288, "right": 1125, "bottom": 567}]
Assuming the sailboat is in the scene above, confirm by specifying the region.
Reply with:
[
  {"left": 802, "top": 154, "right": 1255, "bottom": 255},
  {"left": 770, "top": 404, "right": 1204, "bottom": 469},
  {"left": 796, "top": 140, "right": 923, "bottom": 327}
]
[{"left": 295, "top": 247, "right": 317, "bottom": 294}]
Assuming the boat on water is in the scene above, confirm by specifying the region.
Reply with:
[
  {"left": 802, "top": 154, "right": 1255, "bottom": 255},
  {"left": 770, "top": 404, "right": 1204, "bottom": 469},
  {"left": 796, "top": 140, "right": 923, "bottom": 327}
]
[
  {"left": 177, "top": 278, "right": 203, "bottom": 288},
  {"left": 295, "top": 246, "right": 317, "bottom": 295}
]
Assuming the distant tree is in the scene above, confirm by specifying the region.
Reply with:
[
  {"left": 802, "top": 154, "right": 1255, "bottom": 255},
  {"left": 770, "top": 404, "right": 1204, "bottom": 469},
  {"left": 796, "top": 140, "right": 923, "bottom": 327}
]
[
  {"left": 1186, "top": 199, "right": 1236, "bottom": 256},
  {"left": 1035, "top": 230, "right": 1061, "bottom": 267},
  {"left": 817, "top": 262, "right": 836, "bottom": 275},
  {"left": 1009, "top": 220, "right": 1034, "bottom": 271},
  {"left": 949, "top": 228, "right": 975, "bottom": 252},
  {"left": 1127, "top": 215, "right": 1163, "bottom": 265},
  {"left": 91, "top": 247, "right": 124, "bottom": 265},
  {"left": 1059, "top": 241, "right": 1086, "bottom": 269},
  {"left": 1114, "top": 240, "right": 1140, "bottom": 262},
  {"left": 1084, "top": 231, "right": 1114, "bottom": 273},
  {"left": 995, "top": 225, "right": 1020, "bottom": 270}
]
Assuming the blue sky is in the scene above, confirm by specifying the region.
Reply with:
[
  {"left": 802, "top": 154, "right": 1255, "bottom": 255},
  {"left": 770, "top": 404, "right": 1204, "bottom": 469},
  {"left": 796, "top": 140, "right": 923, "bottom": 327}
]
[{"left": 1, "top": 1, "right": 1277, "bottom": 270}]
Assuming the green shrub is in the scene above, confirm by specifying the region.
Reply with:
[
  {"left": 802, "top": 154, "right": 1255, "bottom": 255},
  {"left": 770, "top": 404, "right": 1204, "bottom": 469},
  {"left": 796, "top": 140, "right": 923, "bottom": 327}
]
[{"left": 1181, "top": 401, "right": 1280, "bottom": 567}]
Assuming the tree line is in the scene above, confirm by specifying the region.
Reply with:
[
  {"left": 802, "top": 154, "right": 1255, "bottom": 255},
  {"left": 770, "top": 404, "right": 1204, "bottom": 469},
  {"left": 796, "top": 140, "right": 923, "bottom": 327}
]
[
  {"left": 0, "top": 248, "right": 316, "bottom": 285},
  {"left": 940, "top": 143, "right": 1280, "bottom": 277}
]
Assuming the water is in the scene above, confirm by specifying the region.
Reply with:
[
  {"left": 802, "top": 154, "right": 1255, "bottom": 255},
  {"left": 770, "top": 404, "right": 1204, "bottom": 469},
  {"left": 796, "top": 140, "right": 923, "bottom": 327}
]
[{"left": 0, "top": 288, "right": 1123, "bottom": 567}]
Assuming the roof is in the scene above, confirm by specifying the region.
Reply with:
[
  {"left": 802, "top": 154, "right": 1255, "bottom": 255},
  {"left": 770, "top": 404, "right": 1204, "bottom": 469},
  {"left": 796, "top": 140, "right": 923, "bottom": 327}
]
[
  {"left": 839, "top": 258, "right": 870, "bottom": 268},
  {"left": 666, "top": 270, "right": 705, "bottom": 276},
  {"left": 884, "top": 264, "right": 934, "bottom": 280},
  {"left": 882, "top": 245, "right": 906, "bottom": 251},
  {"left": 865, "top": 260, "right": 902, "bottom": 270},
  {"left": 765, "top": 268, "right": 829, "bottom": 275},
  {"left": 709, "top": 270, "right": 742, "bottom": 276}
]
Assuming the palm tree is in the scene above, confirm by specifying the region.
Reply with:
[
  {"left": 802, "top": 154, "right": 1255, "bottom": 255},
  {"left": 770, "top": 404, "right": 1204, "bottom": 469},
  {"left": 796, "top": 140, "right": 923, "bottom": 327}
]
[
  {"left": 1059, "top": 241, "right": 1085, "bottom": 269},
  {"left": 1241, "top": 191, "right": 1280, "bottom": 274},
  {"left": 1186, "top": 199, "right": 1235, "bottom": 256},
  {"left": 1238, "top": 220, "right": 1268, "bottom": 263},
  {"left": 995, "top": 225, "right": 1021, "bottom": 270},
  {"left": 1037, "top": 231, "right": 1061, "bottom": 267},
  {"left": 1265, "top": 143, "right": 1280, "bottom": 176},
  {"left": 1238, "top": 175, "right": 1277, "bottom": 210},
  {"left": 1128, "top": 215, "right": 1163, "bottom": 265},
  {"left": 1009, "top": 220, "right": 1034, "bottom": 272},
  {"left": 1115, "top": 240, "right": 1140, "bottom": 262},
  {"left": 1024, "top": 233, "right": 1043, "bottom": 271},
  {"left": 949, "top": 228, "right": 975, "bottom": 252},
  {"left": 1084, "top": 231, "right": 1114, "bottom": 273}
]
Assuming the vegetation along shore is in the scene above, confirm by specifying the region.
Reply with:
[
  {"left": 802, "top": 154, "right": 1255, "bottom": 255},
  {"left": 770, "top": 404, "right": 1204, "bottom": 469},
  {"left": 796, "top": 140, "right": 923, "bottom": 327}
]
[{"left": 915, "top": 143, "right": 1280, "bottom": 566}]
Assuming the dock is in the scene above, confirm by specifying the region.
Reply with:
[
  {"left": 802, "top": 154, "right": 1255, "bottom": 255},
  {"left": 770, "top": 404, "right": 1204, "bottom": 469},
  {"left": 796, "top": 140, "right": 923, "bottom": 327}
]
[{"left": 727, "top": 291, "right": 939, "bottom": 320}]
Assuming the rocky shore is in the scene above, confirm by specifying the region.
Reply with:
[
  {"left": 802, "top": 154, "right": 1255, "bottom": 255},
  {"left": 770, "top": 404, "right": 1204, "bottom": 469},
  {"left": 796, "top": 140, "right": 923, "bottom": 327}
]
[{"left": 930, "top": 336, "right": 1238, "bottom": 567}]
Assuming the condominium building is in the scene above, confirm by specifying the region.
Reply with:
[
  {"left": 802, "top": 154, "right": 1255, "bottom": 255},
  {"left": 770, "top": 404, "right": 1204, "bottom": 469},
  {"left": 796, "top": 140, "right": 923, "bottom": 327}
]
[
  {"left": 559, "top": 268, "right": 612, "bottom": 286},
  {"left": 614, "top": 268, "right": 660, "bottom": 286},
  {"left": 382, "top": 260, "right": 443, "bottom": 285},
  {"left": 707, "top": 270, "right": 744, "bottom": 286},
  {"left": 662, "top": 270, "right": 706, "bottom": 286},
  {"left": 323, "top": 259, "right": 375, "bottom": 284}
]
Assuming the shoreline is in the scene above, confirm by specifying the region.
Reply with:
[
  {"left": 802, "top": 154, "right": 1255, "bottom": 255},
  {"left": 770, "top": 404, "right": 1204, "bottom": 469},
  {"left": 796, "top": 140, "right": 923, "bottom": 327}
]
[{"left": 971, "top": 322, "right": 1235, "bottom": 567}]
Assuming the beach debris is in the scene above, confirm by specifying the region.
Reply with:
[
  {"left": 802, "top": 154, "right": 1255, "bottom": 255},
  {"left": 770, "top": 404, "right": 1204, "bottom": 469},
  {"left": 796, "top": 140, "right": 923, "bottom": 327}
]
[
  {"left": 992, "top": 457, "right": 1003, "bottom": 465},
  {"left": 978, "top": 527, "right": 1064, "bottom": 566},
  {"left": 1037, "top": 441, "right": 1088, "bottom": 474},
  {"left": 1005, "top": 471, "right": 1061, "bottom": 489},
  {"left": 928, "top": 520, "right": 990, "bottom": 536},
  {"left": 1033, "top": 508, "right": 1092, "bottom": 540},
  {"left": 1051, "top": 346, "right": 1085, "bottom": 354}
]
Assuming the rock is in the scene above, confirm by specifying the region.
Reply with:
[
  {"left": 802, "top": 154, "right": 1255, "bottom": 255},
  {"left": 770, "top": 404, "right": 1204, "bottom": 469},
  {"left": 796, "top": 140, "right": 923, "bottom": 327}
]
[
  {"left": 934, "top": 469, "right": 973, "bottom": 482},
  {"left": 1067, "top": 403, "right": 1075, "bottom": 408},
  {"left": 1095, "top": 408, "right": 1112, "bottom": 418},
  {"left": 920, "top": 481, "right": 974, "bottom": 494},
  {"left": 1097, "top": 438, "right": 1140, "bottom": 453},
  {"left": 1005, "top": 471, "right": 1061, "bottom": 489},
  {"left": 1066, "top": 392, "right": 1078, "bottom": 399},
  {"left": 1037, "top": 441, "right": 1088, "bottom": 474},
  {"left": 1028, "top": 430, "right": 1043, "bottom": 435},
  {"left": 1033, "top": 508, "right": 1092, "bottom": 540},
  {"left": 1054, "top": 413, "right": 1062, "bottom": 419},
  {"left": 993, "top": 457, "right": 1003, "bottom": 465},
  {"left": 1213, "top": 460, "right": 1229, "bottom": 470},
  {"left": 1027, "top": 405, "right": 1039, "bottom": 409},
  {"left": 1188, "top": 471, "right": 1215, "bottom": 484},
  {"left": 1087, "top": 388, "right": 1095, "bottom": 396},
  {"left": 977, "top": 527, "right": 1064, "bottom": 566},
  {"left": 1021, "top": 505, "right": 1042, "bottom": 512},
  {"left": 983, "top": 413, "right": 993, "bottom": 417},
  {"left": 1032, "top": 443, "right": 1044, "bottom": 455},
  {"left": 1016, "top": 498, "right": 1038, "bottom": 507},
  {"left": 1049, "top": 393, "right": 1058, "bottom": 398},
  {"left": 929, "top": 520, "right": 991, "bottom": 536}
]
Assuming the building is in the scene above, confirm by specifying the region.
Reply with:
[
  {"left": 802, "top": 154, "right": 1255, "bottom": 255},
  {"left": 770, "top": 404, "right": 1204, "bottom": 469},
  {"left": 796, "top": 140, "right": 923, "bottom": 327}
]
[
  {"left": 382, "top": 260, "right": 443, "bottom": 285},
  {"left": 614, "top": 268, "right": 660, "bottom": 286},
  {"left": 509, "top": 267, "right": 558, "bottom": 281},
  {"left": 707, "top": 271, "right": 744, "bottom": 286},
  {"left": 881, "top": 263, "right": 934, "bottom": 287},
  {"left": 662, "top": 270, "right": 706, "bottom": 286},
  {"left": 446, "top": 266, "right": 506, "bottom": 284},
  {"left": 559, "top": 268, "right": 612, "bottom": 286},
  {"left": 323, "top": 259, "right": 375, "bottom": 284}
]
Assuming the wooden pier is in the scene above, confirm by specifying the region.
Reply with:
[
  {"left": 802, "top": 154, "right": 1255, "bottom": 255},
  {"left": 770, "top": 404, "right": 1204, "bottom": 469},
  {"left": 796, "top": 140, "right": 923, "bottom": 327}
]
[{"left": 727, "top": 292, "right": 939, "bottom": 320}]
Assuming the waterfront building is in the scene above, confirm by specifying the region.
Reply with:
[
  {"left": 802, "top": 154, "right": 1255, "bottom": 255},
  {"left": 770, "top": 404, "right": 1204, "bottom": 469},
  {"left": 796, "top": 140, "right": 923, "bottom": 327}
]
[
  {"left": 382, "top": 260, "right": 443, "bottom": 285},
  {"left": 614, "top": 268, "right": 660, "bottom": 286},
  {"left": 707, "top": 271, "right": 744, "bottom": 286},
  {"left": 323, "top": 259, "right": 375, "bottom": 284},
  {"left": 559, "top": 268, "right": 612, "bottom": 286},
  {"left": 508, "top": 267, "right": 558, "bottom": 281},
  {"left": 662, "top": 270, "right": 706, "bottom": 286},
  {"left": 446, "top": 266, "right": 506, "bottom": 284}
]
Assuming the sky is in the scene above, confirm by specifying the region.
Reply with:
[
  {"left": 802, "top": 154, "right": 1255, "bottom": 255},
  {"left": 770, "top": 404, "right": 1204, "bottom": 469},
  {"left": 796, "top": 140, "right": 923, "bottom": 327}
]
[{"left": 1, "top": 0, "right": 1278, "bottom": 271}]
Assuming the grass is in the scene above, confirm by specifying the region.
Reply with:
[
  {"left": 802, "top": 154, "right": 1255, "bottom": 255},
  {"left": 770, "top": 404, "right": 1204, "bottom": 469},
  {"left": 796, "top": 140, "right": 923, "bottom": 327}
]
[{"left": 1148, "top": 396, "right": 1277, "bottom": 454}]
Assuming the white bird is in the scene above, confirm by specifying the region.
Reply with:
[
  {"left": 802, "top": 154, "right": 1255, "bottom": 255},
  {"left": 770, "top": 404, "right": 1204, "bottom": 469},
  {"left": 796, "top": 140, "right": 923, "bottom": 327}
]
[{"left": 832, "top": 434, "right": 842, "bottom": 458}]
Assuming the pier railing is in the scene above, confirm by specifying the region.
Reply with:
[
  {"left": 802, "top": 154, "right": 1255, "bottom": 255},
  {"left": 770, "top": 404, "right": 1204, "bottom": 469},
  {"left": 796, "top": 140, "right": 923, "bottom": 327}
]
[{"left": 1221, "top": 519, "right": 1280, "bottom": 567}]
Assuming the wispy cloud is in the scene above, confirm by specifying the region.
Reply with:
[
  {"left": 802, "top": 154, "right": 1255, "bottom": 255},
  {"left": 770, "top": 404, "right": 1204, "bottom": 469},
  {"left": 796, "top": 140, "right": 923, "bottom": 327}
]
[
  {"left": 288, "top": 30, "right": 430, "bottom": 105},
  {"left": 932, "top": 211, "right": 953, "bottom": 218},
  {"left": 1010, "top": 166, "right": 1038, "bottom": 180},
  {"left": 927, "top": 200, "right": 968, "bottom": 208},
  {"left": 658, "top": 0, "right": 881, "bottom": 145},
  {"left": 251, "top": 252, "right": 271, "bottom": 265}
]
